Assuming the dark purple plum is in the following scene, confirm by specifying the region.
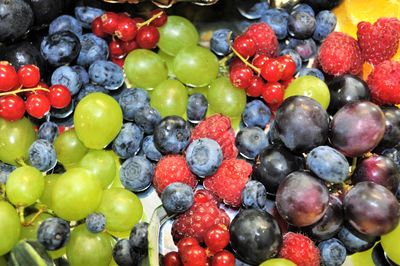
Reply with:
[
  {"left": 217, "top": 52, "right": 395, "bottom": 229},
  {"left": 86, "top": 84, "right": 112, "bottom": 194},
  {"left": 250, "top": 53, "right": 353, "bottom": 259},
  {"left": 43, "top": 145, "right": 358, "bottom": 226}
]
[
  {"left": 379, "top": 106, "right": 400, "bottom": 147},
  {"left": 343, "top": 181, "right": 400, "bottom": 236},
  {"left": 330, "top": 101, "right": 385, "bottom": 157}
]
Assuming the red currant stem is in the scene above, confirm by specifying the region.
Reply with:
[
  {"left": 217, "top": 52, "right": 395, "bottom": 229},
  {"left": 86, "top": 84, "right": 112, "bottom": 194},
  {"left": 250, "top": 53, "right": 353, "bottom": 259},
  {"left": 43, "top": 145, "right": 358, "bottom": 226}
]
[
  {"left": 0, "top": 87, "right": 50, "bottom": 97},
  {"left": 137, "top": 11, "right": 164, "bottom": 28},
  {"left": 231, "top": 47, "right": 261, "bottom": 74},
  {"left": 18, "top": 206, "right": 25, "bottom": 225},
  {"left": 23, "top": 207, "right": 47, "bottom": 227}
]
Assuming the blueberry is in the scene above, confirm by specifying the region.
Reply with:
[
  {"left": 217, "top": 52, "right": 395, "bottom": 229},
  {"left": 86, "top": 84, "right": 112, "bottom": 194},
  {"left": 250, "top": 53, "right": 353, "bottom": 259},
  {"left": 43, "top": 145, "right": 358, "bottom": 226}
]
[
  {"left": 313, "top": 10, "right": 337, "bottom": 41},
  {"left": 0, "top": 162, "right": 16, "bottom": 184},
  {"left": 288, "top": 11, "right": 316, "bottom": 39},
  {"left": 134, "top": 106, "right": 161, "bottom": 135},
  {"left": 288, "top": 38, "right": 317, "bottom": 61},
  {"left": 72, "top": 65, "right": 89, "bottom": 85},
  {"left": 210, "top": 29, "right": 234, "bottom": 56},
  {"left": 28, "top": 139, "right": 57, "bottom": 172},
  {"left": 77, "top": 33, "right": 109, "bottom": 68},
  {"left": 381, "top": 147, "right": 400, "bottom": 171},
  {"left": 154, "top": 116, "right": 191, "bottom": 155},
  {"left": 161, "top": 182, "right": 194, "bottom": 214},
  {"left": 74, "top": 6, "right": 104, "bottom": 29},
  {"left": 185, "top": 138, "right": 223, "bottom": 177},
  {"left": 120, "top": 156, "right": 154, "bottom": 192},
  {"left": 235, "top": 0, "right": 269, "bottom": 19},
  {"left": 129, "top": 222, "right": 149, "bottom": 251},
  {"left": 40, "top": 31, "right": 81, "bottom": 67},
  {"left": 241, "top": 180, "right": 267, "bottom": 210},
  {"left": 236, "top": 127, "right": 269, "bottom": 160},
  {"left": 298, "top": 67, "right": 325, "bottom": 80},
  {"left": 0, "top": 0, "right": 33, "bottom": 42},
  {"left": 51, "top": 65, "right": 82, "bottom": 95},
  {"left": 292, "top": 3, "right": 315, "bottom": 17},
  {"left": 50, "top": 100, "right": 74, "bottom": 119},
  {"left": 280, "top": 49, "right": 302, "bottom": 72},
  {"left": 186, "top": 93, "right": 208, "bottom": 123},
  {"left": 76, "top": 83, "right": 108, "bottom": 102},
  {"left": 338, "top": 226, "right": 377, "bottom": 253},
  {"left": 113, "top": 123, "right": 144, "bottom": 159},
  {"left": 242, "top": 100, "right": 271, "bottom": 128},
  {"left": 319, "top": 238, "right": 347, "bottom": 266},
  {"left": 88, "top": 60, "right": 124, "bottom": 90},
  {"left": 37, "top": 218, "right": 70, "bottom": 251},
  {"left": 86, "top": 213, "right": 106, "bottom": 233},
  {"left": 142, "top": 135, "right": 162, "bottom": 162},
  {"left": 118, "top": 88, "right": 150, "bottom": 121},
  {"left": 260, "top": 9, "right": 289, "bottom": 40},
  {"left": 49, "top": 15, "right": 83, "bottom": 36},
  {"left": 37, "top": 121, "right": 59, "bottom": 143},
  {"left": 113, "top": 239, "right": 138, "bottom": 266}
]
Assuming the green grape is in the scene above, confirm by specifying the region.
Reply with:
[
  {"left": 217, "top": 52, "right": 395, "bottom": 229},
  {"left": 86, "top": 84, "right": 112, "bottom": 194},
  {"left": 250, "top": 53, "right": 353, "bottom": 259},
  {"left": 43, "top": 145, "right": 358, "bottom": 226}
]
[
  {"left": 208, "top": 77, "right": 247, "bottom": 118},
  {"left": 158, "top": 16, "right": 199, "bottom": 56},
  {"left": 124, "top": 49, "right": 168, "bottom": 89},
  {"left": 381, "top": 223, "right": 400, "bottom": 264},
  {"left": 20, "top": 212, "right": 53, "bottom": 240},
  {"left": 284, "top": 76, "right": 331, "bottom": 110},
  {"left": 107, "top": 230, "right": 130, "bottom": 239},
  {"left": 54, "top": 130, "right": 88, "bottom": 169},
  {"left": 151, "top": 79, "right": 188, "bottom": 117},
  {"left": 173, "top": 46, "right": 219, "bottom": 87},
  {"left": 259, "top": 258, "right": 297, "bottom": 266},
  {"left": 39, "top": 174, "right": 60, "bottom": 209},
  {"left": 0, "top": 117, "right": 36, "bottom": 166},
  {"left": 52, "top": 168, "right": 103, "bottom": 221},
  {"left": 0, "top": 256, "right": 6, "bottom": 266},
  {"left": 96, "top": 188, "right": 143, "bottom": 232},
  {"left": 108, "top": 151, "right": 123, "bottom": 189},
  {"left": 66, "top": 224, "right": 112, "bottom": 266},
  {"left": 79, "top": 150, "right": 116, "bottom": 189},
  {"left": 158, "top": 50, "right": 175, "bottom": 78},
  {"left": 0, "top": 201, "right": 21, "bottom": 256},
  {"left": 6, "top": 166, "right": 44, "bottom": 206},
  {"left": 189, "top": 86, "right": 208, "bottom": 99}
]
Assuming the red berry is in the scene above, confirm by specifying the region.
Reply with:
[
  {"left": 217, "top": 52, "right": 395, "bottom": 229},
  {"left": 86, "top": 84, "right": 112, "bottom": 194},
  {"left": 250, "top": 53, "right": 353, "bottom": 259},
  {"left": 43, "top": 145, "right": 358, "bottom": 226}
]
[
  {"left": 246, "top": 76, "right": 265, "bottom": 97},
  {"left": 17, "top": 64, "right": 40, "bottom": 88},
  {"left": 252, "top": 54, "right": 269, "bottom": 69},
  {"left": 149, "top": 9, "right": 168, "bottom": 27},
  {"left": 178, "top": 237, "right": 200, "bottom": 253},
  {"left": 0, "top": 95, "right": 25, "bottom": 121},
  {"left": 278, "top": 55, "right": 296, "bottom": 81},
  {"left": 193, "top": 190, "right": 220, "bottom": 205},
  {"left": 204, "top": 224, "right": 230, "bottom": 253},
  {"left": 279, "top": 232, "right": 320, "bottom": 266},
  {"left": 133, "top": 17, "right": 145, "bottom": 24},
  {"left": 121, "top": 40, "right": 138, "bottom": 53},
  {"left": 109, "top": 39, "right": 126, "bottom": 58},
  {"left": 25, "top": 93, "right": 51, "bottom": 119},
  {"left": 180, "top": 245, "right": 207, "bottom": 266},
  {"left": 367, "top": 60, "right": 400, "bottom": 104},
  {"left": 92, "top": 17, "right": 107, "bottom": 38},
  {"left": 261, "top": 59, "right": 283, "bottom": 82},
  {"left": 211, "top": 251, "right": 235, "bottom": 266},
  {"left": 232, "top": 35, "right": 256, "bottom": 58},
  {"left": 281, "top": 78, "right": 294, "bottom": 89},
  {"left": 0, "top": 62, "right": 19, "bottom": 92},
  {"left": 49, "top": 84, "right": 71, "bottom": 109},
  {"left": 115, "top": 17, "right": 138, "bottom": 42},
  {"left": 111, "top": 57, "right": 125, "bottom": 68},
  {"left": 245, "top": 22, "right": 279, "bottom": 57},
  {"left": 229, "top": 65, "right": 254, "bottom": 89},
  {"left": 101, "top": 12, "right": 120, "bottom": 35},
  {"left": 229, "top": 58, "right": 246, "bottom": 71},
  {"left": 136, "top": 25, "right": 160, "bottom": 49},
  {"left": 262, "top": 82, "right": 284, "bottom": 106},
  {"left": 164, "top": 251, "right": 182, "bottom": 266},
  {"left": 118, "top": 12, "right": 131, "bottom": 19}
]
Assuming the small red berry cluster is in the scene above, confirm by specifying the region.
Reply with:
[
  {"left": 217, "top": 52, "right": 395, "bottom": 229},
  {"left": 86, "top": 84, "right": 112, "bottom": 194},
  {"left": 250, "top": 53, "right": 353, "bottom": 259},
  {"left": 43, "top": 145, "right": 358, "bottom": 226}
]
[
  {"left": 92, "top": 10, "right": 168, "bottom": 67},
  {"left": 0, "top": 62, "right": 72, "bottom": 121},
  {"left": 164, "top": 225, "right": 234, "bottom": 266}
]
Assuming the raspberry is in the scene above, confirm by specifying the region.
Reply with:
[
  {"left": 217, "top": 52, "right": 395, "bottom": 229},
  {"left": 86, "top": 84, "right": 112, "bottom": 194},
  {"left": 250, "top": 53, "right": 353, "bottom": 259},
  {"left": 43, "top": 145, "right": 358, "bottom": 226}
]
[
  {"left": 203, "top": 159, "right": 252, "bottom": 207},
  {"left": 375, "top": 17, "right": 400, "bottom": 33},
  {"left": 367, "top": 60, "right": 400, "bottom": 105},
  {"left": 279, "top": 232, "right": 320, "bottom": 266},
  {"left": 171, "top": 201, "right": 230, "bottom": 243},
  {"left": 153, "top": 155, "right": 197, "bottom": 194},
  {"left": 193, "top": 189, "right": 220, "bottom": 205},
  {"left": 318, "top": 32, "right": 363, "bottom": 76},
  {"left": 191, "top": 114, "right": 238, "bottom": 160},
  {"left": 245, "top": 22, "right": 279, "bottom": 58}
]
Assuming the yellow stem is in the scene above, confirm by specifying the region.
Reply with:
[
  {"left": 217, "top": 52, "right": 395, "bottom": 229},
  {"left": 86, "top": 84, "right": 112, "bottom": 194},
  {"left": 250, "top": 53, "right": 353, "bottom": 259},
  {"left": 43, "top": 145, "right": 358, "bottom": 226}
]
[
  {"left": 0, "top": 184, "right": 5, "bottom": 199},
  {"left": 0, "top": 87, "right": 49, "bottom": 97},
  {"left": 24, "top": 208, "right": 46, "bottom": 226},
  {"left": 15, "top": 158, "right": 27, "bottom": 167},
  {"left": 137, "top": 11, "right": 164, "bottom": 28},
  {"left": 349, "top": 157, "right": 358, "bottom": 176},
  {"left": 231, "top": 47, "right": 261, "bottom": 74},
  {"left": 18, "top": 206, "right": 25, "bottom": 225}
]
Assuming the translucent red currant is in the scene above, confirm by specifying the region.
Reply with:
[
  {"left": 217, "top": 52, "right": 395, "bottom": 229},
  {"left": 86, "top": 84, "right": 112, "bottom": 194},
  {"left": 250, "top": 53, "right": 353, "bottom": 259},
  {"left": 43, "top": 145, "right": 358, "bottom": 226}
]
[
  {"left": 0, "top": 95, "right": 25, "bottom": 121},
  {"left": 278, "top": 55, "right": 296, "bottom": 81},
  {"left": 149, "top": 9, "right": 168, "bottom": 27},
  {"left": 211, "top": 250, "right": 235, "bottom": 266},
  {"left": 262, "top": 82, "right": 285, "bottom": 106},
  {"left": 246, "top": 76, "right": 265, "bottom": 97},
  {"left": 25, "top": 93, "right": 51, "bottom": 119},
  {"left": 163, "top": 251, "right": 182, "bottom": 266},
  {"left": 121, "top": 40, "right": 138, "bottom": 53},
  {"left": 136, "top": 26, "right": 160, "bottom": 49},
  {"left": 92, "top": 17, "right": 108, "bottom": 38},
  {"left": 0, "top": 62, "right": 19, "bottom": 92},
  {"left": 204, "top": 224, "right": 230, "bottom": 253},
  {"left": 17, "top": 64, "right": 40, "bottom": 88},
  {"left": 180, "top": 245, "right": 207, "bottom": 266},
  {"left": 49, "top": 84, "right": 71, "bottom": 109},
  {"left": 232, "top": 35, "right": 256, "bottom": 58},
  {"left": 109, "top": 39, "right": 126, "bottom": 58},
  {"left": 261, "top": 59, "right": 283, "bottom": 82},
  {"left": 115, "top": 17, "right": 138, "bottom": 42},
  {"left": 177, "top": 237, "right": 199, "bottom": 253},
  {"left": 101, "top": 12, "right": 120, "bottom": 35},
  {"left": 230, "top": 65, "right": 254, "bottom": 89},
  {"left": 252, "top": 54, "right": 269, "bottom": 69}
]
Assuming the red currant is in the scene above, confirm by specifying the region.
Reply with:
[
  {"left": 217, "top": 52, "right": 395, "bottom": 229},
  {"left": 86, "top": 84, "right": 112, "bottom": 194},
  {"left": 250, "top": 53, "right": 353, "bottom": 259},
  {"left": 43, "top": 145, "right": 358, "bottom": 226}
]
[
  {"left": 204, "top": 224, "right": 230, "bottom": 253},
  {"left": 0, "top": 95, "right": 25, "bottom": 121},
  {"left": 49, "top": 84, "right": 71, "bottom": 109},
  {"left": 115, "top": 17, "right": 137, "bottom": 42},
  {"left": 230, "top": 65, "right": 254, "bottom": 89},
  {"left": 121, "top": 40, "right": 138, "bottom": 53},
  {"left": 278, "top": 55, "right": 296, "bottom": 81},
  {"left": 25, "top": 93, "right": 51, "bottom": 119},
  {"left": 111, "top": 57, "right": 125, "bottom": 68},
  {"left": 252, "top": 54, "right": 269, "bottom": 69},
  {"left": 0, "top": 62, "right": 19, "bottom": 92},
  {"left": 133, "top": 17, "right": 145, "bottom": 24},
  {"left": 262, "top": 82, "right": 285, "bottom": 106},
  {"left": 136, "top": 26, "right": 160, "bottom": 49},
  {"left": 260, "top": 59, "right": 283, "bottom": 82},
  {"left": 229, "top": 58, "right": 246, "bottom": 71},
  {"left": 211, "top": 251, "right": 235, "bottom": 266},
  {"left": 118, "top": 12, "right": 131, "bottom": 19},
  {"left": 109, "top": 39, "right": 126, "bottom": 58},
  {"left": 101, "top": 12, "right": 120, "bottom": 35},
  {"left": 177, "top": 237, "right": 199, "bottom": 253},
  {"left": 149, "top": 9, "right": 168, "bottom": 27},
  {"left": 17, "top": 64, "right": 40, "bottom": 88},
  {"left": 180, "top": 245, "right": 207, "bottom": 266},
  {"left": 246, "top": 76, "right": 265, "bottom": 97},
  {"left": 163, "top": 251, "right": 182, "bottom": 266},
  {"left": 232, "top": 35, "right": 256, "bottom": 58},
  {"left": 92, "top": 17, "right": 108, "bottom": 38},
  {"left": 281, "top": 77, "right": 294, "bottom": 89}
]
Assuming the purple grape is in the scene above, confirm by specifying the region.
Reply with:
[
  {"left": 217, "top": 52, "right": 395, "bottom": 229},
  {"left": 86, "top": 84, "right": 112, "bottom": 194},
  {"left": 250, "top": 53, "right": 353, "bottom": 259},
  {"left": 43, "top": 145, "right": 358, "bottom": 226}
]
[
  {"left": 330, "top": 101, "right": 385, "bottom": 157},
  {"left": 343, "top": 181, "right": 400, "bottom": 236},
  {"left": 380, "top": 106, "right": 400, "bottom": 147}
]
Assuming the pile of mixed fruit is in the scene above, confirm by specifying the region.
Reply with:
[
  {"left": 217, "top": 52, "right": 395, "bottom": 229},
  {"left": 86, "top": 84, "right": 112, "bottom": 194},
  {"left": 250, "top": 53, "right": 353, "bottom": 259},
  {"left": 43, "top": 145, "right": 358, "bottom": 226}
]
[{"left": 0, "top": 0, "right": 399, "bottom": 265}]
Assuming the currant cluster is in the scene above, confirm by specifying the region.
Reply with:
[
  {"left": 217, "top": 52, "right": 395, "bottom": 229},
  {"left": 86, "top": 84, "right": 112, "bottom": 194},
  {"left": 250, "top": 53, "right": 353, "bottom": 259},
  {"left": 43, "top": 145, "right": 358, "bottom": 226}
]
[
  {"left": 0, "top": 62, "right": 71, "bottom": 121},
  {"left": 92, "top": 10, "right": 168, "bottom": 67}
]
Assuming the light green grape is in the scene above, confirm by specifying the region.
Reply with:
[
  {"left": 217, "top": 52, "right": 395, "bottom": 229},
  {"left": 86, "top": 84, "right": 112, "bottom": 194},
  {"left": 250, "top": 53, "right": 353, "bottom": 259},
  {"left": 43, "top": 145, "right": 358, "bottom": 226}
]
[
  {"left": 0, "top": 201, "right": 21, "bottom": 256},
  {"left": 39, "top": 174, "right": 60, "bottom": 209},
  {"left": 6, "top": 166, "right": 44, "bottom": 206},
  {"left": 96, "top": 188, "right": 143, "bottom": 232},
  {"left": 79, "top": 150, "right": 116, "bottom": 189},
  {"left": 74, "top": 93, "right": 123, "bottom": 150},
  {"left": 158, "top": 16, "right": 199, "bottom": 56},
  {"left": 108, "top": 151, "right": 123, "bottom": 189},
  {"left": 124, "top": 49, "right": 168, "bottom": 89},
  {"left": 208, "top": 77, "right": 247, "bottom": 118},
  {"left": 381, "top": 223, "right": 400, "bottom": 264},
  {"left": 151, "top": 79, "right": 188, "bottom": 117},
  {"left": 284, "top": 76, "right": 330, "bottom": 109},
  {"left": 158, "top": 50, "right": 175, "bottom": 78},
  {"left": 259, "top": 258, "right": 297, "bottom": 266},
  {"left": 189, "top": 86, "right": 208, "bottom": 99},
  {"left": 66, "top": 224, "right": 113, "bottom": 266},
  {"left": 0, "top": 117, "right": 36, "bottom": 166},
  {"left": 52, "top": 168, "right": 103, "bottom": 221},
  {"left": 173, "top": 46, "right": 219, "bottom": 87},
  {"left": 20, "top": 212, "right": 53, "bottom": 240},
  {"left": 54, "top": 129, "right": 88, "bottom": 169}
]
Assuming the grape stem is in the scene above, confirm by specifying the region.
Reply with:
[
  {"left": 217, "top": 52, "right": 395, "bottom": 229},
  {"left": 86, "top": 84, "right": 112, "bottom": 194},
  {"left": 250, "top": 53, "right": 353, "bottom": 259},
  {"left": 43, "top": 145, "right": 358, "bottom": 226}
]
[
  {"left": 349, "top": 157, "right": 358, "bottom": 176},
  {"left": 15, "top": 158, "right": 27, "bottom": 167},
  {"left": 18, "top": 206, "right": 25, "bottom": 225},
  {"left": 23, "top": 207, "right": 46, "bottom": 227},
  {"left": 0, "top": 184, "right": 5, "bottom": 200},
  {"left": 137, "top": 11, "right": 164, "bottom": 28},
  {"left": 231, "top": 47, "right": 261, "bottom": 74},
  {"left": 0, "top": 86, "right": 50, "bottom": 97}
]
